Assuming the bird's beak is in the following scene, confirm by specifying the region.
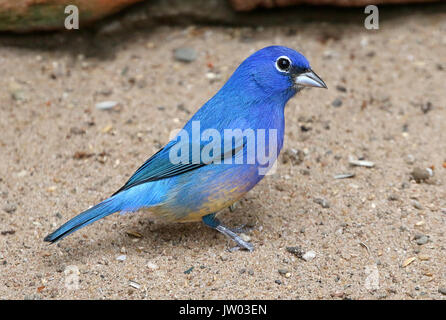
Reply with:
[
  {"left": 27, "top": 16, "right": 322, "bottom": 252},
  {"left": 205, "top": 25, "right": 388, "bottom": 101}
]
[{"left": 295, "top": 69, "right": 327, "bottom": 89}]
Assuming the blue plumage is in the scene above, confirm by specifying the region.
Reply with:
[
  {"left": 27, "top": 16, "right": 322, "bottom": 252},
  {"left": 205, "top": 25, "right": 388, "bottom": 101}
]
[{"left": 44, "top": 46, "right": 327, "bottom": 250}]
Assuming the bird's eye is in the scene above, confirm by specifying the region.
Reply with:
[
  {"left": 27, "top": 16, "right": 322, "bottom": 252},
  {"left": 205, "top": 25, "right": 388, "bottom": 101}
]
[{"left": 275, "top": 56, "right": 292, "bottom": 72}]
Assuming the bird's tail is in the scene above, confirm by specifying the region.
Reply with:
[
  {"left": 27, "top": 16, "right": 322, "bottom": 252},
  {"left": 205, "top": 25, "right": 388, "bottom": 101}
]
[{"left": 44, "top": 196, "right": 121, "bottom": 243}]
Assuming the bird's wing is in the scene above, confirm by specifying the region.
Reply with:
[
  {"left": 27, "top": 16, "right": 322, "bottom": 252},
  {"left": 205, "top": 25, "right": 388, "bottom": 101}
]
[{"left": 112, "top": 137, "right": 245, "bottom": 195}]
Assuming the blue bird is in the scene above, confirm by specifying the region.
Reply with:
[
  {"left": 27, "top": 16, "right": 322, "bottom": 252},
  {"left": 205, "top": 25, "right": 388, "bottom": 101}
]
[{"left": 44, "top": 46, "right": 327, "bottom": 251}]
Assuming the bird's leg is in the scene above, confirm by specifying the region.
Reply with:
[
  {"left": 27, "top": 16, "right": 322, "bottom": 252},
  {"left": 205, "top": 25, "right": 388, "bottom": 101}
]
[{"left": 202, "top": 213, "right": 254, "bottom": 252}]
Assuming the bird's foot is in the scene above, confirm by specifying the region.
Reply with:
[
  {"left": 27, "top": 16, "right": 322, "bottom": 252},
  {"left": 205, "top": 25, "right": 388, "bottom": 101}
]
[
  {"left": 216, "top": 225, "right": 254, "bottom": 252},
  {"left": 229, "top": 224, "right": 254, "bottom": 234},
  {"left": 202, "top": 214, "right": 254, "bottom": 252}
]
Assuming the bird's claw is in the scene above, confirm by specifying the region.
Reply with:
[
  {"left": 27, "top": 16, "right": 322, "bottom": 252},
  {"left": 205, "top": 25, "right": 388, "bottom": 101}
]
[
  {"left": 202, "top": 214, "right": 254, "bottom": 252},
  {"left": 216, "top": 225, "right": 254, "bottom": 252},
  {"left": 229, "top": 241, "right": 254, "bottom": 252}
]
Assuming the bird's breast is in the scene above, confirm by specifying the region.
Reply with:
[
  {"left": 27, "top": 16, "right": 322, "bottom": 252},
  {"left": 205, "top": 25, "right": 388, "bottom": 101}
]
[{"left": 149, "top": 162, "right": 263, "bottom": 222}]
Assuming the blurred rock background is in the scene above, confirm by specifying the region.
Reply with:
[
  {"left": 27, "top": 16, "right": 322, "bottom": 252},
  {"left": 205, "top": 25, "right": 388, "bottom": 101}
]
[
  {"left": 0, "top": 0, "right": 442, "bottom": 32},
  {"left": 230, "top": 0, "right": 440, "bottom": 11}
]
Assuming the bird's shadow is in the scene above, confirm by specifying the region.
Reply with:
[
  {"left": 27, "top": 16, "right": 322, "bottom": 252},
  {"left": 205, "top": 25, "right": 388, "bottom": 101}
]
[{"left": 45, "top": 198, "right": 266, "bottom": 266}]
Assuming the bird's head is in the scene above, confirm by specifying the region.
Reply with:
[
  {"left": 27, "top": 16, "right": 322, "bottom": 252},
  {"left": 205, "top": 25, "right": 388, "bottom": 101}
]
[{"left": 234, "top": 46, "right": 327, "bottom": 100}]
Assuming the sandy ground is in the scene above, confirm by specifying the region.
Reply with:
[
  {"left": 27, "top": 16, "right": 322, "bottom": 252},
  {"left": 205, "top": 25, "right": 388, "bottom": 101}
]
[{"left": 0, "top": 10, "right": 445, "bottom": 300}]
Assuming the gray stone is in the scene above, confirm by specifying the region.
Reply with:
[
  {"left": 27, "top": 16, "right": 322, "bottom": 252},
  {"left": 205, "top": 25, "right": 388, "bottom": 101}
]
[
  {"left": 335, "top": 85, "right": 347, "bottom": 92},
  {"left": 331, "top": 98, "right": 343, "bottom": 107},
  {"left": 411, "top": 167, "right": 433, "bottom": 182},
  {"left": 286, "top": 246, "right": 303, "bottom": 257},
  {"left": 414, "top": 234, "right": 429, "bottom": 245},
  {"left": 174, "top": 47, "right": 197, "bottom": 63},
  {"left": 314, "top": 198, "right": 330, "bottom": 208},
  {"left": 3, "top": 204, "right": 17, "bottom": 214},
  {"left": 412, "top": 200, "right": 423, "bottom": 210}
]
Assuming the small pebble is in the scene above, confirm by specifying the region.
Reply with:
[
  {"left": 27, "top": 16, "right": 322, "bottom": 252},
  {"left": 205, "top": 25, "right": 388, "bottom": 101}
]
[
  {"left": 129, "top": 281, "right": 141, "bottom": 289},
  {"left": 278, "top": 269, "right": 289, "bottom": 276},
  {"left": 70, "top": 127, "right": 85, "bottom": 135},
  {"left": 98, "top": 88, "right": 113, "bottom": 96},
  {"left": 414, "top": 234, "right": 429, "bottom": 245},
  {"left": 438, "top": 288, "right": 446, "bottom": 295},
  {"left": 174, "top": 47, "right": 197, "bottom": 63},
  {"left": 11, "top": 90, "right": 26, "bottom": 101},
  {"left": 176, "top": 103, "right": 190, "bottom": 114},
  {"left": 402, "top": 256, "right": 416, "bottom": 267},
  {"left": 302, "top": 251, "right": 316, "bottom": 261},
  {"left": 412, "top": 200, "right": 423, "bottom": 210},
  {"left": 281, "top": 148, "right": 304, "bottom": 165},
  {"left": 116, "top": 255, "right": 126, "bottom": 262},
  {"left": 147, "top": 262, "right": 159, "bottom": 271},
  {"left": 206, "top": 72, "right": 221, "bottom": 81},
  {"left": 335, "top": 85, "right": 347, "bottom": 92},
  {"left": 411, "top": 167, "right": 433, "bottom": 182},
  {"left": 101, "top": 124, "right": 113, "bottom": 133},
  {"left": 3, "top": 204, "right": 17, "bottom": 214},
  {"left": 95, "top": 101, "right": 118, "bottom": 110},
  {"left": 349, "top": 159, "right": 375, "bottom": 168},
  {"left": 126, "top": 230, "right": 143, "bottom": 238},
  {"left": 334, "top": 173, "right": 355, "bottom": 179},
  {"left": 421, "top": 102, "right": 433, "bottom": 114},
  {"left": 314, "top": 198, "right": 330, "bottom": 208},
  {"left": 406, "top": 154, "right": 415, "bottom": 165},
  {"left": 286, "top": 246, "right": 303, "bottom": 257},
  {"left": 332, "top": 98, "right": 343, "bottom": 107},
  {"left": 17, "top": 170, "right": 28, "bottom": 178}
]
